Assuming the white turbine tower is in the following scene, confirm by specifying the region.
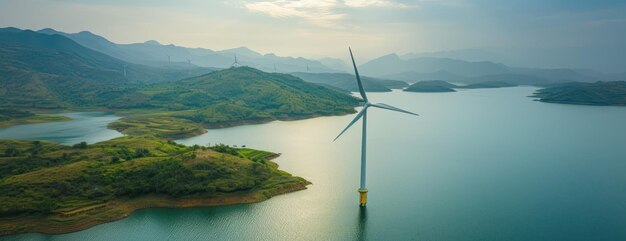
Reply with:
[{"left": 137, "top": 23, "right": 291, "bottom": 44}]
[{"left": 334, "top": 47, "right": 418, "bottom": 207}]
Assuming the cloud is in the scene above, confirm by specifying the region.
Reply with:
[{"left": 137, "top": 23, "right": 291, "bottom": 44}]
[
  {"left": 343, "top": 0, "right": 408, "bottom": 8},
  {"left": 245, "top": 0, "right": 409, "bottom": 27},
  {"left": 245, "top": 0, "right": 343, "bottom": 27}
]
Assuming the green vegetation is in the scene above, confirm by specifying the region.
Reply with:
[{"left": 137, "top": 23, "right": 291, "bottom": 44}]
[
  {"left": 0, "top": 109, "right": 70, "bottom": 128},
  {"left": 0, "top": 137, "right": 309, "bottom": 235},
  {"left": 108, "top": 114, "right": 207, "bottom": 139},
  {"left": 532, "top": 81, "right": 626, "bottom": 106}
]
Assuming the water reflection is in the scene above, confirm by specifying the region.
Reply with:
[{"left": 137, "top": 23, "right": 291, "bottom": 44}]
[
  {"left": 0, "top": 112, "right": 122, "bottom": 145},
  {"left": 356, "top": 206, "right": 368, "bottom": 241}
]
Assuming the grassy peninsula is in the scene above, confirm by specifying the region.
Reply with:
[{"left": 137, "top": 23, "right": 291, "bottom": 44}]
[
  {"left": 0, "top": 109, "right": 70, "bottom": 128},
  {"left": 0, "top": 137, "right": 309, "bottom": 235},
  {"left": 403, "top": 80, "right": 457, "bottom": 92}
]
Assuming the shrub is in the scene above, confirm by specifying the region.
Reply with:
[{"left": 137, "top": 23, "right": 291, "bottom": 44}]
[{"left": 73, "top": 142, "right": 88, "bottom": 149}]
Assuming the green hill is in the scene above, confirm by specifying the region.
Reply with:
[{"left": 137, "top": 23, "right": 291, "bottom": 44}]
[
  {"left": 109, "top": 67, "right": 359, "bottom": 138},
  {"left": 0, "top": 28, "right": 215, "bottom": 109},
  {"left": 532, "top": 81, "right": 626, "bottom": 106}
]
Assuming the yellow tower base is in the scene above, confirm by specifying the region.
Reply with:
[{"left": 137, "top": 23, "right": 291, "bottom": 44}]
[{"left": 358, "top": 189, "right": 368, "bottom": 206}]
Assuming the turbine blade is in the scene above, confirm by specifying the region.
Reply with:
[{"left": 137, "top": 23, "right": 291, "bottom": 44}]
[
  {"left": 334, "top": 107, "right": 367, "bottom": 141},
  {"left": 370, "top": 103, "right": 419, "bottom": 116},
  {"left": 349, "top": 47, "right": 368, "bottom": 103}
]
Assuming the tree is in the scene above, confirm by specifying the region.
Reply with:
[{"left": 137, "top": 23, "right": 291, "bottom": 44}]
[
  {"left": 4, "top": 147, "right": 20, "bottom": 157},
  {"left": 134, "top": 148, "right": 151, "bottom": 158}
]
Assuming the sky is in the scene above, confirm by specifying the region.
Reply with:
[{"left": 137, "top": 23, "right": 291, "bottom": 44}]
[{"left": 1, "top": 0, "right": 625, "bottom": 71}]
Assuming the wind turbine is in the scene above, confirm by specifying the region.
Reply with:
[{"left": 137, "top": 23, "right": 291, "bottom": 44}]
[
  {"left": 231, "top": 54, "right": 241, "bottom": 68},
  {"left": 334, "top": 47, "right": 418, "bottom": 207},
  {"left": 166, "top": 54, "right": 171, "bottom": 64},
  {"left": 186, "top": 58, "right": 192, "bottom": 65}
]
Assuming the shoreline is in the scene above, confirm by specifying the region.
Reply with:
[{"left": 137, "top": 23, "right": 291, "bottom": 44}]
[
  {"left": 0, "top": 114, "right": 71, "bottom": 128},
  {"left": 0, "top": 181, "right": 309, "bottom": 236}
]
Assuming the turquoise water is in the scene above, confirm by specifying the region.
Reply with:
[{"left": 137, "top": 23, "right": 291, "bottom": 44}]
[
  {"left": 0, "top": 112, "right": 122, "bottom": 145},
  {"left": 4, "top": 87, "right": 626, "bottom": 240}
]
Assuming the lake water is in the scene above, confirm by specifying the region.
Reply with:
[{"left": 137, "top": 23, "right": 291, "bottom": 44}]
[
  {"left": 0, "top": 112, "right": 122, "bottom": 145},
  {"left": 4, "top": 87, "right": 626, "bottom": 241}
]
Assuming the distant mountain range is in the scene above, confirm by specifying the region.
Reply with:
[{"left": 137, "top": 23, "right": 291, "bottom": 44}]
[
  {"left": 400, "top": 47, "right": 626, "bottom": 74},
  {"left": 4, "top": 26, "right": 625, "bottom": 99},
  {"left": 359, "top": 53, "right": 625, "bottom": 85},
  {"left": 36, "top": 28, "right": 343, "bottom": 73}
]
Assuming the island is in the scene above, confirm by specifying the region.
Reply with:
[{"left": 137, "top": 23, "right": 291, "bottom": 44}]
[
  {"left": 532, "top": 81, "right": 626, "bottom": 106},
  {"left": 0, "top": 136, "right": 310, "bottom": 235},
  {"left": 456, "top": 80, "right": 517, "bottom": 89},
  {"left": 403, "top": 80, "right": 517, "bottom": 93},
  {"left": 403, "top": 80, "right": 457, "bottom": 92}
]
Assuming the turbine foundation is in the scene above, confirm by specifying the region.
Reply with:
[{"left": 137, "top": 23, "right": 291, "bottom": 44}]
[{"left": 358, "top": 189, "right": 368, "bottom": 206}]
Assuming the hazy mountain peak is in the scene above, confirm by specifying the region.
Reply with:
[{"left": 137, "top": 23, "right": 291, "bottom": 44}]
[
  {"left": 144, "top": 40, "right": 161, "bottom": 45},
  {"left": 38, "top": 28, "right": 59, "bottom": 34},
  {"left": 77, "top": 30, "right": 95, "bottom": 36},
  {"left": 380, "top": 53, "right": 400, "bottom": 59},
  {"left": 219, "top": 46, "right": 262, "bottom": 58}
]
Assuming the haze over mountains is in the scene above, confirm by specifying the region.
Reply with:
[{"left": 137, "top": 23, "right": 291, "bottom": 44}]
[
  {"left": 36, "top": 28, "right": 341, "bottom": 74},
  {"left": 2, "top": 26, "right": 624, "bottom": 94},
  {"left": 361, "top": 53, "right": 625, "bottom": 85}
]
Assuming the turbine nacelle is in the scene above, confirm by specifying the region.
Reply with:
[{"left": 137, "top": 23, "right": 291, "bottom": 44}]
[
  {"left": 333, "top": 102, "right": 417, "bottom": 141},
  {"left": 334, "top": 48, "right": 418, "bottom": 142}
]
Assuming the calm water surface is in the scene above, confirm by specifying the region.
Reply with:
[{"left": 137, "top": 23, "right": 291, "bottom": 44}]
[
  {"left": 4, "top": 87, "right": 626, "bottom": 241},
  {"left": 0, "top": 112, "right": 122, "bottom": 145}
]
